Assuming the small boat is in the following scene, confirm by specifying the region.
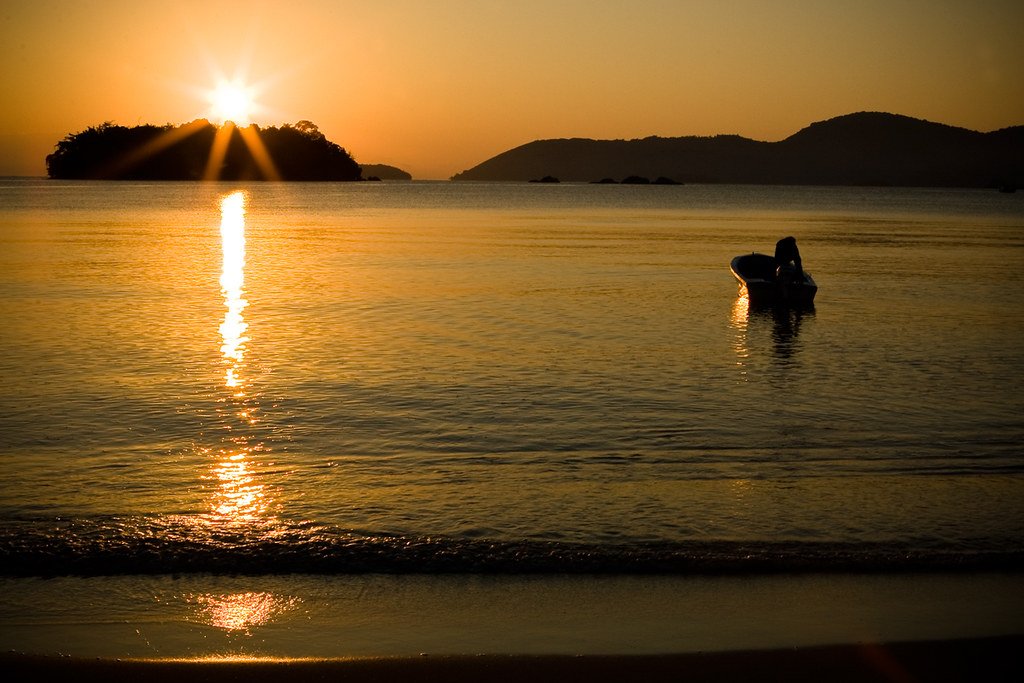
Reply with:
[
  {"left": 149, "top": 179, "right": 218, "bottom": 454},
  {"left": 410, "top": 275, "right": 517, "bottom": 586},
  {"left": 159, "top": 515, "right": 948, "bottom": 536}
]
[{"left": 730, "top": 253, "right": 817, "bottom": 306}]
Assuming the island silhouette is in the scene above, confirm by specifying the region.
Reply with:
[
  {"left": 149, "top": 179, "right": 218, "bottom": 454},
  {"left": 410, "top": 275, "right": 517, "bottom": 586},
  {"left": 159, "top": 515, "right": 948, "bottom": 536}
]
[
  {"left": 45, "top": 119, "right": 408, "bottom": 181},
  {"left": 359, "top": 164, "right": 413, "bottom": 181},
  {"left": 451, "top": 112, "right": 1023, "bottom": 188}
]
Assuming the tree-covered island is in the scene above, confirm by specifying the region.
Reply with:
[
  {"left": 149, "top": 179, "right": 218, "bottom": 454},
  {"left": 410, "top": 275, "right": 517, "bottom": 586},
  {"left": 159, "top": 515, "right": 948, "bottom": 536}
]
[{"left": 46, "top": 120, "right": 368, "bottom": 181}]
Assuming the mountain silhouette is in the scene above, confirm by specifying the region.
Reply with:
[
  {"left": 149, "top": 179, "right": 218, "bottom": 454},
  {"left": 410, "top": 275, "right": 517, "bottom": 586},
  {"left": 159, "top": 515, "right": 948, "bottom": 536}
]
[{"left": 451, "top": 112, "right": 1023, "bottom": 188}]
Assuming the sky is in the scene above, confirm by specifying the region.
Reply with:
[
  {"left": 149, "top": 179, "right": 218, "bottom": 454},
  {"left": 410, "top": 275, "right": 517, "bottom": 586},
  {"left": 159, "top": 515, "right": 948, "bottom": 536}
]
[{"left": 1, "top": 0, "right": 1022, "bottom": 179}]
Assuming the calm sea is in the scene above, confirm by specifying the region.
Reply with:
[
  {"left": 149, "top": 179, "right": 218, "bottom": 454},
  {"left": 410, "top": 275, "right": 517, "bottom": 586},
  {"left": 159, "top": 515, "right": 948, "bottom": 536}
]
[{"left": 1, "top": 179, "right": 1023, "bottom": 576}]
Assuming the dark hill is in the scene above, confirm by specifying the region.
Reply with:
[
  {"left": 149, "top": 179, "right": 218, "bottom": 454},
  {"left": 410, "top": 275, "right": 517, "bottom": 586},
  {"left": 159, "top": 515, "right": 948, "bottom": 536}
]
[
  {"left": 360, "top": 164, "right": 412, "bottom": 180},
  {"left": 46, "top": 120, "right": 363, "bottom": 181},
  {"left": 451, "top": 112, "right": 1023, "bottom": 188}
]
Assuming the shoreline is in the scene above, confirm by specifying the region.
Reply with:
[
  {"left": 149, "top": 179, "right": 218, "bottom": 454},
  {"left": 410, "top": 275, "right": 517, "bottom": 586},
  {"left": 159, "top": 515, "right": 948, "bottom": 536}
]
[
  {"left": 3, "top": 572, "right": 1023, "bottom": 660},
  {"left": 3, "top": 636, "right": 1021, "bottom": 682}
]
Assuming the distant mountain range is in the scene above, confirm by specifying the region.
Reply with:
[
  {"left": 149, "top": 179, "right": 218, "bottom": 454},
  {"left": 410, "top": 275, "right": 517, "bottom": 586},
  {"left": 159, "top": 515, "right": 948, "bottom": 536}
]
[{"left": 451, "top": 112, "right": 1023, "bottom": 188}]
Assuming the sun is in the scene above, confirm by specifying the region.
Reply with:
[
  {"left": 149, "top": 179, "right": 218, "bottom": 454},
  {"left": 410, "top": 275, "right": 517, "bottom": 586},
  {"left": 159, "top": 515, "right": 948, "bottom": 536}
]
[{"left": 209, "top": 80, "right": 255, "bottom": 126}]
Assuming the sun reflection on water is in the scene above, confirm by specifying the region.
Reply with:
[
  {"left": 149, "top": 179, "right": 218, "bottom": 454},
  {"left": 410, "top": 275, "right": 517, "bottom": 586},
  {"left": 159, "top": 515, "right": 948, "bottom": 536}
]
[
  {"left": 211, "top": 453, "right": 268, "bottom": 522},
  {"left": 189, "top": 591, "right": 300, "bottom": 634},
  {"left": 219, "top": 191, "right": 249, "bottom": 391},
  {"left": 179, "top": 194, "right": 293, "bottom": 642},
  {"left": 207, "top": 191, "right": 269, "bottom": 525}
]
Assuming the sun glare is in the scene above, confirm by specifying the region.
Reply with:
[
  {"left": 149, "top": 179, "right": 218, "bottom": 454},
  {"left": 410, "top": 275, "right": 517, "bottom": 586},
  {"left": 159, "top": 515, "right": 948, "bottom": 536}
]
[{"left": 209, "top": 80, "right": 255, "bottom": 126}]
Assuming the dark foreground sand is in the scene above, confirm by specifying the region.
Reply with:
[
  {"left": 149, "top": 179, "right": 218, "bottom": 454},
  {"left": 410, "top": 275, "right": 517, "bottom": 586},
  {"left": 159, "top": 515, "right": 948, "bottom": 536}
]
[{"left": 3, "top": 636, "right": 1020, "bottom": 682}]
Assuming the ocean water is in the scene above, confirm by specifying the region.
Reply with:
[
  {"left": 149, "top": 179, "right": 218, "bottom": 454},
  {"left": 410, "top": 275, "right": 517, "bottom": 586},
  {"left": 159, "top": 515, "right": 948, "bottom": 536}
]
[
  {"left": 1, "top": 179, "right": 1023, "bottom": 578},
  {"left": 3, "top": 179, "right": 1024, "bottom": 657}
]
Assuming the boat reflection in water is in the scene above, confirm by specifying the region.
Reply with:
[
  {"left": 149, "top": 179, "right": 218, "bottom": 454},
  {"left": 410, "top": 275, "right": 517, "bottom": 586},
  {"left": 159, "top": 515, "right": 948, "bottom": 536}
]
[
  {"left": 730, "top": 293, "right": 814, "bottom": 366},
  {"left": 730, "top": 295, "right": 753, "bottom": 379}
]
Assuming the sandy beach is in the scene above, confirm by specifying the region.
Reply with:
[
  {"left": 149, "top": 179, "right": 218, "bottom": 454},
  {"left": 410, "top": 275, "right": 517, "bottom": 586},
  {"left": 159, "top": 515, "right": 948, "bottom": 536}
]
[{"left": 3, "top": 636, "right": 1021, "bottom": 682}]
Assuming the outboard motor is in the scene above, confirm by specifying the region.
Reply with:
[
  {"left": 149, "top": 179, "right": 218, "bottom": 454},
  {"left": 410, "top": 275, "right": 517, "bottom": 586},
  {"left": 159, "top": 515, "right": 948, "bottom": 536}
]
[{"left": 776, "top": 264, "right": 802, "bottom": 285}]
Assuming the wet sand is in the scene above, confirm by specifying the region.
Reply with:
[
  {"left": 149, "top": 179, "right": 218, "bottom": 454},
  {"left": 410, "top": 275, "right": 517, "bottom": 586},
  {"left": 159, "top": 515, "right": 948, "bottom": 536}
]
[
  {"left": 4, "top": 573, "right": 1024, "bottom": 661},
  {"left": 3, "top": 636, "right": 1021, "bottom": 682}
]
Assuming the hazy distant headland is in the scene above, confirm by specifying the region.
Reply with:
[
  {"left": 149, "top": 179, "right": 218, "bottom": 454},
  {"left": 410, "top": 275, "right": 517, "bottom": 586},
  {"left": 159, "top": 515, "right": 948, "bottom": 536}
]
[
  {"left": 45, "top": 120, "right": 409, "bottom": 181},
  {"left": 451, "top": 112, "right": 1023, "bottom": 188},
  {"left": 359, "top": 164, "right": 413, "bottom": 181}
]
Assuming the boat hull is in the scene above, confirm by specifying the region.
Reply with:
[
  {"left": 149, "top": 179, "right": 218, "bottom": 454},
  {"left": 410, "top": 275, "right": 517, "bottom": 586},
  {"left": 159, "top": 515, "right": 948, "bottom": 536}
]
[{"left": 730, "top": 253, "right": 817, "bottom": 306}]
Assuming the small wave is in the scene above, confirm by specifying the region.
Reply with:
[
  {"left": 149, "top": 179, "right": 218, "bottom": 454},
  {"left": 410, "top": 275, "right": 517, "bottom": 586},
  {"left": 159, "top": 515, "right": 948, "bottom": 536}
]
[{"left": 0, "top": 517, "right": 1021, "bottom": 578}]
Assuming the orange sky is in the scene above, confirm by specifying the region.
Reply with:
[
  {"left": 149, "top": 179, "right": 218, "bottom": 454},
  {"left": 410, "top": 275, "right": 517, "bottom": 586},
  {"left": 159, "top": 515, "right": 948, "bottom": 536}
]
[{"left": 2, "top": 0, "right": 1022, "bottom": 179}]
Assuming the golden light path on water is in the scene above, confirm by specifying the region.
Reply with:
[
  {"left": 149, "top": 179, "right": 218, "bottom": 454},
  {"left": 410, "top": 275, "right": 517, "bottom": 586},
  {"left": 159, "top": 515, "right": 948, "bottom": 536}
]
[
  {"left": 219, "top": 191, "right": 249, "bottom": 391},
  {"left": 212, "top": 190, "right": 268, "bottom": 524},
  {"left": 187, "top": 192, "right": 299, "bottom": 640}
]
